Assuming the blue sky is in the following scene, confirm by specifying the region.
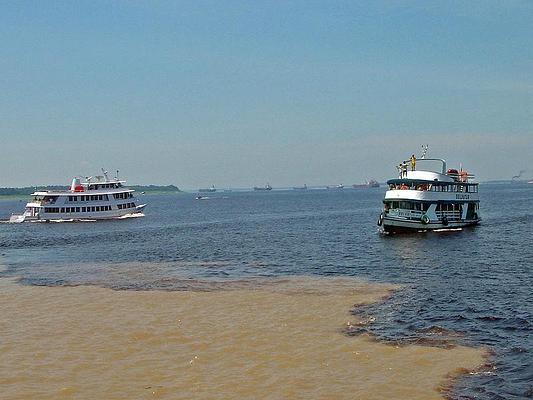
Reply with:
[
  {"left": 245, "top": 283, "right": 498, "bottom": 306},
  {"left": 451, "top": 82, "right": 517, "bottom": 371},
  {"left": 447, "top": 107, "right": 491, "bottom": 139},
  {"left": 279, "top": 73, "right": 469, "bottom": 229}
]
[{"left": 1, "top": 1, "right": 532, "bottom": 187}]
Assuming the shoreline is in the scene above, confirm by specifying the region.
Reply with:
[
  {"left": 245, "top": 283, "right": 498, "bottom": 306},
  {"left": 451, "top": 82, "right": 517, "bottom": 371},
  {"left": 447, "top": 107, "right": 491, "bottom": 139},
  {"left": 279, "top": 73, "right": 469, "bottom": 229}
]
[{"left": 0, "top": 275, "right": 486, "bottom": 399}]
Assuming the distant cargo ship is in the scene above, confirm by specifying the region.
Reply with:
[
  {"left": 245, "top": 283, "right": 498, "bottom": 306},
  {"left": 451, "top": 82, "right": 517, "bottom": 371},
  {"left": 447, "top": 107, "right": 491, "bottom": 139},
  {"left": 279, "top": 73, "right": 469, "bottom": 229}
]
[
  {"left": 198, "top": 185, "right": 216, "bottom": 193},
  {"left": 353, "top": 179, "right": 380, "bottom": 188},
  {"left": 254, "top": 184, "right": 272, "bottom": 191},
  {"left": 293, "top": 184, "right": 307, "bottom": 190}
]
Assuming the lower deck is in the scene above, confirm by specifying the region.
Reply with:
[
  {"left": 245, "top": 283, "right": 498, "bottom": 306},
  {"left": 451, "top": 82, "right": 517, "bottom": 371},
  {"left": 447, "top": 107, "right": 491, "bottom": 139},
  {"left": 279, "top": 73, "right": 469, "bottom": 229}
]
[
  {"left": 379, "top": 198, "right": 480, "bottom": 232},
  {"left": 381, "top": 215, "right": 479, "bottom": 233},
  {"left": 22, "top": 203, "right": 146, "bottom": 221}
]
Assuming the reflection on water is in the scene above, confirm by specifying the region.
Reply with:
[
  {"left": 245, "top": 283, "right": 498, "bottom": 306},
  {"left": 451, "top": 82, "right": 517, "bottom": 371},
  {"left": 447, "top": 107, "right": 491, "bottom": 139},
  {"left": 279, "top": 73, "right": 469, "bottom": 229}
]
[{"left": 0, "top": 276, "right": 484, "bottom": 400}]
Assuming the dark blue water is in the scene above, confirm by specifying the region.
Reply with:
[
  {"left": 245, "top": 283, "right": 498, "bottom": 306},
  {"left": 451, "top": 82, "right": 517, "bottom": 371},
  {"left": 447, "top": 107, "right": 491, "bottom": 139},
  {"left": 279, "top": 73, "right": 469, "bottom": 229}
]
[{"left": 0, "top": 185, "right": 532, "bottom": 399}]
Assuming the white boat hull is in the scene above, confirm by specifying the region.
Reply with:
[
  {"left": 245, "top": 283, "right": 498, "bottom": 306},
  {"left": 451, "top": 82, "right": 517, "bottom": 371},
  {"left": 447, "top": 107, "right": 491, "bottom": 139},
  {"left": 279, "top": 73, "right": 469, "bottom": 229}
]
[{"left": 20, "top": 204, "right": 147, "bottom": 222}]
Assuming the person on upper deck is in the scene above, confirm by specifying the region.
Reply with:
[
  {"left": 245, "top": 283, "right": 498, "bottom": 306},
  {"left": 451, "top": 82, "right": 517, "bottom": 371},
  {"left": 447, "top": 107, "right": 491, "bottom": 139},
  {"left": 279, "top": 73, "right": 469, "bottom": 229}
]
[{"left": 410, "top": 154, "right": 416, "bottom": 171}]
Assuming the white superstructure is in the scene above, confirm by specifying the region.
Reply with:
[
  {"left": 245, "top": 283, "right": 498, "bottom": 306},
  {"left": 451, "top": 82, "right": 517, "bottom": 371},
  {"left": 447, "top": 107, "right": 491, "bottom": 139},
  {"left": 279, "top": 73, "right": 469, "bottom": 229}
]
[
  {"left": 378, "top": 153, "right": 480, "bottom": 233},
  {"left": 18, "top": 170, "right": 146, "bottom": 222}
]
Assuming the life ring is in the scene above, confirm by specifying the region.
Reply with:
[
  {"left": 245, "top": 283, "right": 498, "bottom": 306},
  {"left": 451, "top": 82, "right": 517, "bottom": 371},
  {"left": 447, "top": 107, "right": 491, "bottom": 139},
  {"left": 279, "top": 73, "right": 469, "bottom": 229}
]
[
  {"left": 421, "top": 214, "right": 430, "bottom": 225},
  {"left": 442, "top": 216, "right": 449, "bottom": 226},
  {"left": 377, "top": 212, "right": 384, "bottom": 226}
]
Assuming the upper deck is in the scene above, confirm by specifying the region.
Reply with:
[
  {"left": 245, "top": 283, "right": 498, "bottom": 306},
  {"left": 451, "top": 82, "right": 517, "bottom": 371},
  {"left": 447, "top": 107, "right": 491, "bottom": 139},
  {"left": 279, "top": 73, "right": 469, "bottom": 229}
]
[
  {"left": 30, "top": 171, "right": 134, "bottom": 197},
  {"left": 394, "top": 157, "right": 476, "bottom": 184},
  {"left": 32, "top": 185, "right": 133, "bottom": 197},
  {"left": 384, "top": 154, "right": 478, "bottom": 202}
]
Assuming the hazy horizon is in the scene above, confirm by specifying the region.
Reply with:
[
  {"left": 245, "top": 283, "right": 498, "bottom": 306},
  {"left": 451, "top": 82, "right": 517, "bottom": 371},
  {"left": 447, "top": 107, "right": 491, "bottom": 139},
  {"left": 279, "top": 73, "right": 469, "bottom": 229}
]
[{"left": 1, "top": 1, "right": 532, "bottom": 187}]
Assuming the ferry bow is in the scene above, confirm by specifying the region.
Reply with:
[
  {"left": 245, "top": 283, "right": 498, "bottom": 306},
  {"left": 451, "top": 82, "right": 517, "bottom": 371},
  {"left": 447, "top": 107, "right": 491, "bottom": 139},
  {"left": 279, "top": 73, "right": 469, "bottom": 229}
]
[{"left": 378, "top": 152, "right": 480, "bottom": 233}]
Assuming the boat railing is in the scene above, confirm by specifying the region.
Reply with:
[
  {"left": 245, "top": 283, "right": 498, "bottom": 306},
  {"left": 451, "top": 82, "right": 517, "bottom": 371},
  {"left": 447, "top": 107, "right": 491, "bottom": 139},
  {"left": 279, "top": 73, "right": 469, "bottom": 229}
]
[
  {"left": 31, "top": 198, "right": 57, "bottom": 206},
  {"left": 389, "top": 183, "right": 478, "bottom": 193},
  {"left": 398, "top": 158, "right": 447, "bottom": 177},
  {"left": 386, "top": 209, "right": 424, "bottom": 220},
  {"left": 436, "top": 210, "right": 462, "bottom": 220},
  {"left": 446, "top": 172, "right": 475, "bottom": 183}
]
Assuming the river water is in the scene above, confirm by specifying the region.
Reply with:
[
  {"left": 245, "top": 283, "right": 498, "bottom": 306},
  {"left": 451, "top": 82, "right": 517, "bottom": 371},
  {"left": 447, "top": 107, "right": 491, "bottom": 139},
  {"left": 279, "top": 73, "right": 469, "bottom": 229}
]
[{"left": 0, "top": 183, "right": 531, "bottom": 399}]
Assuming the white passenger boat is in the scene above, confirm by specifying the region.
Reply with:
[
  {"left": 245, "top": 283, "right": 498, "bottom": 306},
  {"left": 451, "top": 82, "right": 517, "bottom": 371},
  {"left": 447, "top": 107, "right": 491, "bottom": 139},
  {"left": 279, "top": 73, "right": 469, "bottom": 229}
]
[
  {"left": 377, "top": 152, "right": 480, "bottom": 233},
  {"left": 15, "top": 170, "right": 146, "bottom": 222}
]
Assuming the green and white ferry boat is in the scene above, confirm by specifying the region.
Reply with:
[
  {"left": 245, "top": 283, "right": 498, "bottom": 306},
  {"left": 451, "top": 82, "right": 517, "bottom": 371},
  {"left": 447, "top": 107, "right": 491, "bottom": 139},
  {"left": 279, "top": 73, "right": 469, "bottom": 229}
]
[{"left": 378, "top": 150, "right": 480, "bottom": 233}]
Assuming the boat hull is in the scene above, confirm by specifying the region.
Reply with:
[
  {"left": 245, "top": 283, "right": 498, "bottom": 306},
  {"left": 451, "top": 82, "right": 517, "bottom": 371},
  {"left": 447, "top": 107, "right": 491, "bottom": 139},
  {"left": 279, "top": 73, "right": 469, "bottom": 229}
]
[
  {"left": 18, "top": 204, "right": 147, "bottom": 222},
  {"left": 381, "top": 216, "right": 480, "bottom": 233}
]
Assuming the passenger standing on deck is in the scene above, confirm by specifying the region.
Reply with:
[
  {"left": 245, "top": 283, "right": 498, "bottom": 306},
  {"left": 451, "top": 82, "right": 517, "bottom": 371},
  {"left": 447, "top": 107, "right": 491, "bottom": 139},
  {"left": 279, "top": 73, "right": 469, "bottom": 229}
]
[
  {"left": 400, "top": 162, "right": 407, "bottom": 177},
  {"left": 410, "top": 154, "right": 416, "bottom": 171}
]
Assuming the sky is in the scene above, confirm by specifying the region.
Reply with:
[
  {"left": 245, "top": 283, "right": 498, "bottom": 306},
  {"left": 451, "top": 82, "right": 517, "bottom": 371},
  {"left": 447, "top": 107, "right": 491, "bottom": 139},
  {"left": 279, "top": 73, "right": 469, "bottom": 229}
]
[{"left": 1, "top": 0, "right": 532, "bottom": 188}]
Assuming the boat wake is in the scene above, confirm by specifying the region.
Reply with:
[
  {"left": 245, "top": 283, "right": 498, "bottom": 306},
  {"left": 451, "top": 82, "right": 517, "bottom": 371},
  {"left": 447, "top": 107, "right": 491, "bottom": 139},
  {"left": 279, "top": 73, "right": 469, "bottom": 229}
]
[
  {"left": 117, "top": 213, "right": 145, "bottom": 219},
  {"left": 2, "top": 213, "right": 145, "bottom": 224}
]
